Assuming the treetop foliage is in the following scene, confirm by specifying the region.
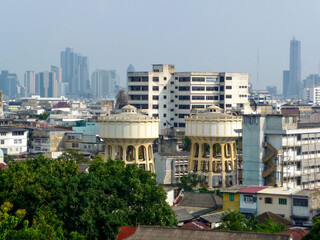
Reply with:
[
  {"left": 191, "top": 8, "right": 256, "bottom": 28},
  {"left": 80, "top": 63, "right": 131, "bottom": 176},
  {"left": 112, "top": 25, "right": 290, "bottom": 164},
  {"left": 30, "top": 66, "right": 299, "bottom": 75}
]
[{"left": 0, "top": 155, "right": 177, "bottom": 239}]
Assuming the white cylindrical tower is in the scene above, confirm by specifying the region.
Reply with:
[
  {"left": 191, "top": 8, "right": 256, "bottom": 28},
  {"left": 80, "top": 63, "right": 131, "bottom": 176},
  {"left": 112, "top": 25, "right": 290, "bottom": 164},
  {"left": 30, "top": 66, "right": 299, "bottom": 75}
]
[
  {"left": 185, "top": 106, "right": 242, "bottom": 188},
  {"left": 99, "top": 105, "right": 159, "bottom": 172}
]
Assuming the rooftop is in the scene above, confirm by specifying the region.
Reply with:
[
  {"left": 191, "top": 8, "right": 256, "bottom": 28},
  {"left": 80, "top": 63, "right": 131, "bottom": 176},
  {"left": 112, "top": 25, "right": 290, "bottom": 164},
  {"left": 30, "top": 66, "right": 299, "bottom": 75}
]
[
  {"left": 238, "top": 186, "right": 269, "bottom": 194},
  {"left": 257, "top": 187, "right": 300, "bottom": 196}
]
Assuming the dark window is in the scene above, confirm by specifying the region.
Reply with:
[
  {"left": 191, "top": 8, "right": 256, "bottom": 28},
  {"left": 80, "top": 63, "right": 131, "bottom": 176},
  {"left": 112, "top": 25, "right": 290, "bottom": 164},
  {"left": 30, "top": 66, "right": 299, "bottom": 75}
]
[
  {"left": 175, "top": 86, "right": 178, "bottom": 89},
  {"left": 179, "top": 77, "right": 190, "bottom": 82},
  {"left": 179, "top": 114, "right": 188, "bottom": 118},
  {"left": 179, "top": 105, "right": 190, "bottom": 109},
  {"left": 220, "top": 86, "right": 224, "bottom": 91},
  {"left": 174, "top": 123, "right": 177, "bottom": 127},
  {"left": 141, "top": 104, "right": 148, "bottom": 109},
  {"left": 164, "top": 86, "right": 167, "bottom": 90},
  {"left": 141, "top": 95, "right": 148, "bottom": 100},
  {"left": 206, "top": 86, "right": 219, "bottom": 91},
  {"left": 192, "top": 96, "right": 205, "bottom": 100},
  {"left": 153, "top": 77, "right": 159, "bottom": 82},
  {"left": 170, "top": 100, "right": 174, "bottom": 102},
  {"left": 220, "top": 95, "right": 224, "bottom": 100},
  {"left": 163, "top": 104, "right": 167, "bottom": 108},
  {"left": 226, "top": 95, "right": 232, "bottom": 99},
  {"left": 192, "top": 77, "right": 205, "bottom": 82},
  {"left": 293, "top": 198, "right": 308, "bottom": 207},
  {"left": 164, "top": 95, "right": 167, "bottom": 99},
  {"left": 279, "top": 198, "right": 287, "bottom": 205},
  {"left": 226, "top": 104, "right": 232, "bottom": 107},
  {"left": 220, "top": 76, "right": 224, "bottom": 82},
  {"left": 179, "top": 86, "right": 190, "bottom": 91},
  {"left": 220, "top": 104, "right": 224, "bottom": 108},
  {"left": 192, "top": 105, "right": 205, "bottom": 109},
  {"left": 152, "top": 114, "right": 159, "bottom": 118},
  {"left": 164, "top": 77, "right": 167, "bottom": 80},
  {"left": 152, "top": 105, "right": 158, "bottom": 109},
  {"left": 13, "top": 131, "right": 24, "bottom": 136},
  {"left": 171, "top": 81, "right": 174, "bottom": 84},
  {"left": 229, "top": 194, "right": 234, "bottom": 201},
  {"left": 164, "top": 123, "right": 166, "bottom": 126},
  {"left": 265, "top": 197, "right": 273, "bottom": 204},
  {"left": 226, "top": 86, "right": 232, "bottom": 89},
  {"left": 152, "top": 86, "right": 159, "bottom": 91},
  {"left": 164, "top": 114, "right": 166, "bottom": 117},
  {"left": 170, "top": 109, "right": 174, "bottom": 112},
  {"left": 206, "top": 96, "right": 214, "bottom": 100},
  {"left": 170, "top": 91, "right": 174, "bottom": 93},
  {"left": 153, "top": 95, "right": 159, "bottom": 100},
  {"left": 226, "top": 76, "right": 232, "bottom": 80},
  {"left": 214, "top": 96, "right": 219, "bottom": 100},
  {"left": 130, "top": 86, "right": 140, "bottom": 91},
  {"left": 179, "top": 95, "right": 190, "bottom": 100},
  {"left": 170, "top": 118, "right": 174, "bottom": 121},
  {"left": 178, "top": 123, "right": 185, "bottom": 127},
  {"left": 192, "top": 86, "right": 205, "bottom": 91},
  {"left": 141, "top": 86, "right": 148, "bottom": 91}
]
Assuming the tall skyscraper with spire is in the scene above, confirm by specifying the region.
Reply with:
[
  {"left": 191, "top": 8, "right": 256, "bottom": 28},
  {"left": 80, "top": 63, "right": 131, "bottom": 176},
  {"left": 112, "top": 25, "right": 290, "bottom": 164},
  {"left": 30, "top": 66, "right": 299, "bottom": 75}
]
[{"left": 285, "top": 38, "right": 301, "bottom": 98}]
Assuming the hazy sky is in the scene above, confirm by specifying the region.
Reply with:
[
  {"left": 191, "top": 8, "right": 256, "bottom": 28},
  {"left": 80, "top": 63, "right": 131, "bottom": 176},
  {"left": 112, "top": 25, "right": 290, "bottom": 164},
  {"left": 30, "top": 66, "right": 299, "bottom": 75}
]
[{"left": 1, "top": 0, "right": 320, "bottom": 92}]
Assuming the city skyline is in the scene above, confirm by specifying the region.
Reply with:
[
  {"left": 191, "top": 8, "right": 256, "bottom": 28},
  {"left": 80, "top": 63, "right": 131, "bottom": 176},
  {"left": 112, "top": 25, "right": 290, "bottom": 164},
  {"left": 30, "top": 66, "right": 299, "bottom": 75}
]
[{"left": 1, "top": 1, "right": 320, "bottom": 92}]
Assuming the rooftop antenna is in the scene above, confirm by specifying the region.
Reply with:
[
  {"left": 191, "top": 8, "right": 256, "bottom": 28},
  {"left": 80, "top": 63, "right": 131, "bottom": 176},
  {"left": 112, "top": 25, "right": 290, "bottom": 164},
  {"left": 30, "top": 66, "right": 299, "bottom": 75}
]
[{"left": 257, "top": 49, "right": 259, "bottom": 90}]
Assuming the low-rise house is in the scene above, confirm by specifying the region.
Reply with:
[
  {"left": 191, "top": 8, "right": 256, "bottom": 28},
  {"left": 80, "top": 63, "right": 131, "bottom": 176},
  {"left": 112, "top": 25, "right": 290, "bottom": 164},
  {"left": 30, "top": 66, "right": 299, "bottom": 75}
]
[
  {"left": 0, "top": 127, "right": 28, "bottom": 155},
  {"left": 65, "top": 132, "right": 105, "bottom": 155},
  {"left": 238, "top": 186, "right": 268, "bottom": 218},
  {"left": 199, "top": 211, "right": 225, "bottom": 229},
  {"left": 291, "top": 189, "right": 320, "bottom": 226},
  {"left": 29, "top": 128, "right": 70, "bottom": 153},
  {"left": 257, "top": 187, "right": 300, "bottom": 219},
  {"left": 220, "top": 185, "right": 247, "bottom": 212}
]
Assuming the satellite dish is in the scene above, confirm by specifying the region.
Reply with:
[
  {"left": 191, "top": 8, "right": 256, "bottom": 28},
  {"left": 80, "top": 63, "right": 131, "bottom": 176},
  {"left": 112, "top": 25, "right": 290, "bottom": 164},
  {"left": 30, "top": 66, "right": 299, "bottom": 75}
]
[{"left": 250, "top": 99, "right": 257, "bottom": 112}]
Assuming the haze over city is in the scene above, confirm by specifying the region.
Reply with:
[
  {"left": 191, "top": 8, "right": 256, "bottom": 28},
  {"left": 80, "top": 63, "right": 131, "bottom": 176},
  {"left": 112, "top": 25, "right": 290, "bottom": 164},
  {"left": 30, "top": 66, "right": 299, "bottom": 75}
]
[{"left": 1, "top": 0, "right": 320, "bottom": 91}]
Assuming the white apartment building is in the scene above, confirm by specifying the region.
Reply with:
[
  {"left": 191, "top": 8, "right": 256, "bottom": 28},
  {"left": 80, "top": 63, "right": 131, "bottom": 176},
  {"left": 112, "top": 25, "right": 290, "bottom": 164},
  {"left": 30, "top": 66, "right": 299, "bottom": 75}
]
[
  {"left": 0, "top": 127, "right": 28, "bottom": 155},
  {"left": 303, "top": 87, "right": 320, "bottom": 104},
  {"left": 127, "top": 64, "right": 250, "bottom": 134},
  {"left": 243, "top": 113, "right": 320, "bottom": 189}
]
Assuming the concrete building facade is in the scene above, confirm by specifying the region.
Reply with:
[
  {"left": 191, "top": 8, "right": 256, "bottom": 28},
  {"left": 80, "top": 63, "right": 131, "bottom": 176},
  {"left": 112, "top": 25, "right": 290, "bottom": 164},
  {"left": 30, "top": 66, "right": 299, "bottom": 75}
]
[{"left": 127, "top": 64, "right": 250, "bottom": 134}]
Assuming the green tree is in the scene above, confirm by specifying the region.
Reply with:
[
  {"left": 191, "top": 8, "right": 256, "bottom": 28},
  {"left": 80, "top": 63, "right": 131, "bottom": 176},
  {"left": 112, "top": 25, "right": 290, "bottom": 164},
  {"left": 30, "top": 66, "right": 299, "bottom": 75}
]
[
  {"left": 180, "top": 173, "right": 205, "bottom": 191},
  {"left": 0, "top": 156, "right": 177, "bottom": 239},
  {"left": 303, "top": 216, "right": 320, "bottom": 240},
  {"left": 58, "top": 150, "right": 91, "bottom": 164},
  {"left": 181, "top": 137, "right": 191, "bottom": 151}
]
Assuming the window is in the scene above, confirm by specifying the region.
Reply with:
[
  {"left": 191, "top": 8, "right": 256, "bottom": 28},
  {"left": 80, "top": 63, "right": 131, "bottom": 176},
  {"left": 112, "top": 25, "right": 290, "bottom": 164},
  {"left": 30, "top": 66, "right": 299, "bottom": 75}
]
[
  {"left": 219, "top": 76, "right": 225, "bottom": 82},
  {"left": 192, "top": 77, "right": 205, "bottom": 82},
  {"left": 152, "top": 86, "right": 159, "bottom": 91},
  {"left": 192, "top": 86, "right": 205, "bottom": 91},
  {"left": 163, "top": 114, "right": 166, "bottom": 117},
  {"left": 226, "top": 86, "right": 232, "bottom": 89},
  {"left": 279, "top": 198, "right": 287, "bottom": 205},
  {"left": 179, "top": 105, "right": 190, "bottom": 109},
  {"left": 153, "top": 77, "right": 159, "bottom": 82},
  {"left": 163, "top": 104, "right": 166, "bottom": 108},
  {"left": 164, "top": 77, "right": 167, "bottom": 80},
  {"left": 152, "top": 105, "right": 158, "bottom": 109},
  {"left": 164, "top": 86, "right": 167, "bottom": 90},
  {"left": 214, "top": 96, "right": 219, "bottom": 100},
  {"left": 192, "top": 96, "right": 205, "bottom": 100},
  {"left": 179, "top": 77, "right": 190, "bottom": 82},
  {"left": 1, "top": 140, "right": 4, "bottom": 144},
  {"left": 141, "top": 86, "right": 148, "bottom": 91},
  {"left": 192, "top": 105, "right": 205, "bottom": 109},
  {"left": 170, "top": 100, "right": 174, "bottom": 102},
  {"left": 163, "top": 123, "right": 166, "bottom": 126},
  {"left": 220, "top": 86, "right": 224, "bottom": 91},
  {"left": 244, "top": 195, "right": 256, "bottom": 203},
  {"left": 13, "top": 131, "right": 24, "bottom": 136},
  {"left": 171, "top": 81, "right": 174, "bottom": 84},
  {"left": 153, "top": 114, "right": 159, "bottom": 118},
  {"left": 170, "top": 109, "right": 174, "bottom": 112},
  {"left": 179, "top": 114, "right": 188, "bottom": 118},
  {"left": 226, "top": 76, "right": 232, "bottom": 80},
  {"left": 0, "top": 133, "right": 6, "bottom": 136},
  {"left": 229, "top": 194, "right": 234, "bottom": 201},
  {"left": 206, "top": 78, "right": 217, "bottom": 82},
  {"left": 206, "top": 86, "right": 219, "bottom": 91},
  {"left": 265, "top": 197, "right": 273, "bottom": 204},
  {"left": 206, "top": 96, "right": 214, "bottom": 100},
  {"left": 178, "top": 123, "right": 185, "bottom": 127},
  {"left": 72, "top": 143, "right": 79, "bottom": 148},
  {"left": 226, "top": 104, "right": 232, "bottom": 107},
  {"left": 179, "top": 86, "right": 190, "bottom": 91},
  {"left": 293, "top": 198, "right": 308, "bottom": 207},
  {"left": 153, "top": 95, "right": 159, "bottom": 100},
  {"left": 226, "top": 95, "right": 232, "bottom": 99},
  {"left": 179, "top": 95, "right": 190, "bottom": 100},
  {"left": 163, "top": 95, "right": 167, "bottom": 99},
  {"left": 170, "top": 91, "right": 174, "bottom": 93},
  {"left": 220, "top": 95, "right": 224, "bottom": 100},
  {"left": 14, "top": 139, "right": 22, "bottom": 144}
]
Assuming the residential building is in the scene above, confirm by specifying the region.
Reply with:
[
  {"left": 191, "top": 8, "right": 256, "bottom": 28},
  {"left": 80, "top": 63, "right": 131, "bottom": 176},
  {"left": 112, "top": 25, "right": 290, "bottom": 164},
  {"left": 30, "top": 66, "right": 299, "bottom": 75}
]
[
  {"left": 24, "top": 71, "right": 36, "bottom": 96},
  {"left": 249, "top": 90, "right": 272, "bottom": 104},
  {"left": 0, "top": 70, "right": 19, "bottom": 99},
  {"left": 243, "top": 113, "right": 320, "bottom": 189},
  {"left": 238, "top": 186, "right": 268, "bottom": 218},
  {"left": 127, "top": 64, "right": 250, "bottom": 133},
  {"left": 0, "top": 127, "right": 28, "bottom": 155},
  {"left": 65, "top": 132, "right": 104, "bottom": 155},
  {"left": 303, "top": 87, "right": 320, "bottom": 104},
  {"left": 256, "top": 187, "right": 299, "bottom": 219},
  {"left": 291, "top": 189, "right": 320, "bottom": 226},
  {"left": 220, "top": 185, "right": 247, "bottom": 212},
  {"left": 29, "top": 128, "right": 70, "bottom": 153}
]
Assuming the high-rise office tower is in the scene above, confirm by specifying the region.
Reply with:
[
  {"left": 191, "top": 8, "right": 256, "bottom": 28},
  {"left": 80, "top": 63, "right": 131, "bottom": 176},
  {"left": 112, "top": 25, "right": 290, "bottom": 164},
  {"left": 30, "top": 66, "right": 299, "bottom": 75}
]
[
  {"left": 24, "top": 71, "right": 36, "bottom": 96},
  {"left": 60, "top": 47, "right": 89, "bottom": 96},
  {"left": 91, "top": 69, "right": 119, "bottom": 99},
  {"left": 283, "top": 70, "right": 290, "bottom": 98},
  {"left": 36, "top": 71, "right": 58, "bottom": 97},
  {"left": 289, "top": 38, "right": 301, "bottom": 98},
  {"left": 0, "top": 71, "right": 19, "bottom": 98},
  {"left": 51, "top": 65, "right": 62, "bottom": 83}
]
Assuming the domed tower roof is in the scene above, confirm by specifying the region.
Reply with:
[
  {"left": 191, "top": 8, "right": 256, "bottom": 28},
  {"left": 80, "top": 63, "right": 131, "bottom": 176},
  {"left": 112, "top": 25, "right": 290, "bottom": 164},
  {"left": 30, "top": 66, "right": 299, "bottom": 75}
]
[{"left": 189, "top": 106, "right": 238, "bottom": 120}]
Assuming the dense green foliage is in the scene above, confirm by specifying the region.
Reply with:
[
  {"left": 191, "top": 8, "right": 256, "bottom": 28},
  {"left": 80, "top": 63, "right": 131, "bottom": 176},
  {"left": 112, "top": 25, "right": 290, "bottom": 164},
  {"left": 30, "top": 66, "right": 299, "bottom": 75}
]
[
  {"left": 181, "top": 137, "right": 191, "bottom": 151},
  {"left": 303, "top": 216, "right": 320, "bottom": 240},
  {"left": 0, "top": 156, "right": 177, "bottom": 239},
  {"left": 219, "top": 211, "right": 286, "bottom": 233},
  {"left": 180, "top": 173, "right": 205, "bottom": 191}
]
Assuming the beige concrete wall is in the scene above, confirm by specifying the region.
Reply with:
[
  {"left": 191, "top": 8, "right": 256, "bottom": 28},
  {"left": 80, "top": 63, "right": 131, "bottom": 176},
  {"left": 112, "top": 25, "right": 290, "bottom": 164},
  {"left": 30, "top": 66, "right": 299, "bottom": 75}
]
[{"left": 257, "top": 194, "right": 292, "bottom": 219}]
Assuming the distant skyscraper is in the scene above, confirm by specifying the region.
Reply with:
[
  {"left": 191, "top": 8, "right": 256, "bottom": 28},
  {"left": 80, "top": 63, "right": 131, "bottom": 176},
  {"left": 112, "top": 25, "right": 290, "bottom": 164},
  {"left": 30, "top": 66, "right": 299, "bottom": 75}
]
[
  {"left": 60, "top": 47, "right": 89, "bottom": 96},
  {"left": 127, "top": 64, "right": 135, "bottom": 73},
  {"left": 0, "top": 70, "right": 19, "bottom": 99},
  {"left": 36, "top": 71, "right": 58, "bottom": 97},
  {"left": 24, "top": 71, "right": 36, "bottom": 96},
  {"left": 266, "top": 86, "right": 277, "bottom": 96},
  {"left": 289, "top": 38, "right": 301, "bottom": 98},
  {"left": 51, "top": 65, "right": 62, "bottom": 83},
  {"left": 91, "top": 69, "right": 119, "bottom": 99}
]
